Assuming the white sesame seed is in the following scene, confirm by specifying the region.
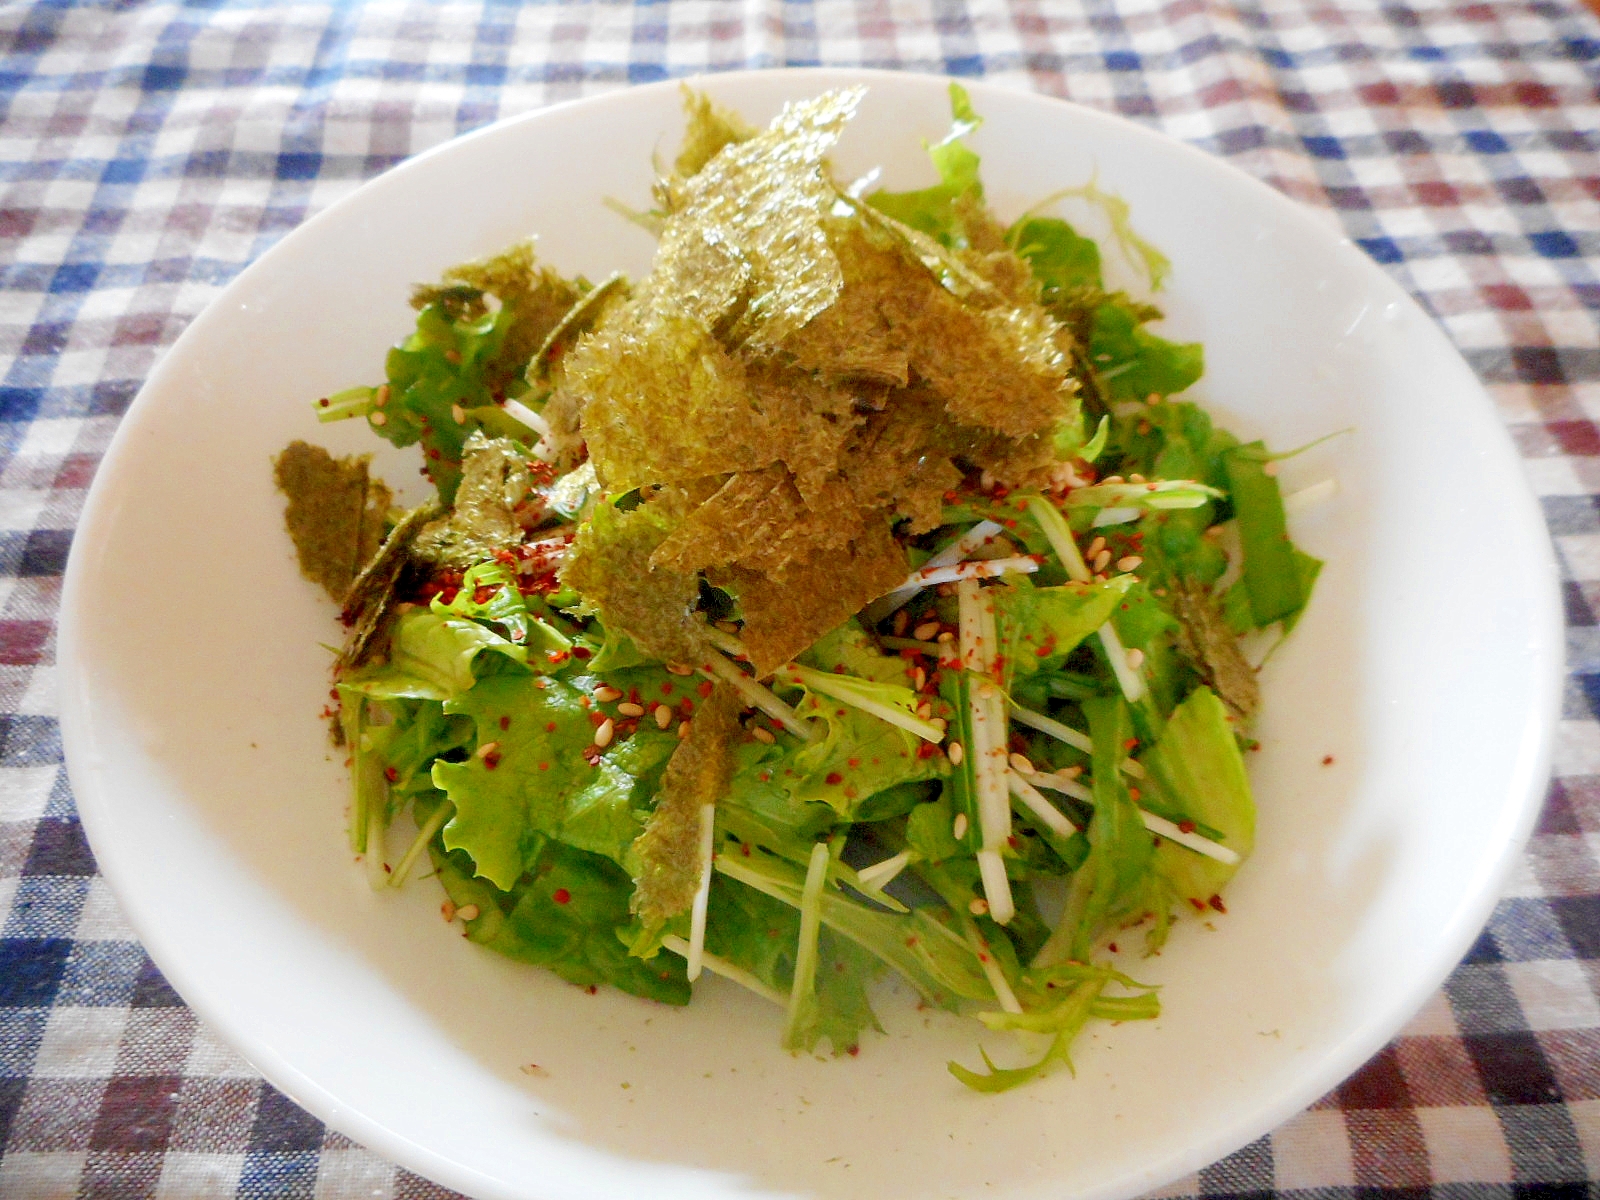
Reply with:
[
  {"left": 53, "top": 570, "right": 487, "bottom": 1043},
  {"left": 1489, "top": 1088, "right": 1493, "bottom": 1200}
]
[
  {"left": 1126, "top": 648, "right": 1146, "bottom": 671},
  {"left": 374, "top": 384, "right": 390, "bottom": 408},
  {"left": 930, "top": 717, "right": 947, "bottom": 734},
  {"left": 1104, "top": 475, "right": 1125, "bottom": 485},
  {"left": 666, "top": 662, "right": 693, "bottom": 676},
  {"left": 594, "top": 718, "right": 615, "bottom": 749},
  {"left": 1129, "top": 473, "right": 1146, "bottom": 484},
  {"left": 1009, "top": 752, "right": 1035, "bottom": 775},
  {"left": 617, "top": 702, "right": 644, "bottom": 717},
  {"left": 892, "top": 610, "right": 909, "bottom": 636},
  {"left": 1087, "top": 536, "right": 1106, "bottom": 557},
  {"left": 913, "top": 621, "right": 940, "bottom": 641},
  {"left": 1063, "top": 765, "right": 1083, "bottom": 778},
  {"left": 948, "top": 741, "right": 965, "bottom": 765},
  {"left": 752, "top": 726, "right": 775, "bottom": 744},
  {"left": 594, "top": 685, "right": 622, "bottom": 703},
  {"left": 1117, "top": 555, "right": 1143, "bottom": 572},
  {"left": 456, "top": 904, "right": 480, "bottom": 922},
  {"left": 451, "top": 403, "right": 466, "bottom": 425},
  {"left": 475, "top": 741, "right": 500, "bottom": 759},
  {"left": 913, "top": 667, "right": 927, "bottom": 691},
  {"left": 441, "top": 900, "right": 457, "bottom": 922},
  {"left": 1146, "top": 393, "right": 1162, "bottom": 406},
  {"left": 968, "top": 897, "right": 989, "bottom": 916},
  {"left": 369, "top": 410, "right": 388, "bottom": 427},
  {"left": 654, "top": 704, "right": 673, "bottom": 729},
  {"left": 953, "top": 813, "right": 969, "bottom": 840},
  {"left": 678, "top": 720, "right": 692, "bottom": 740},
  {"left": 916, "top": 701, "right": 933, "bottom": 719},
  {"left": 1092, "top": 549, "right": 1112, "bottom": 572},
  {"left": 936, "top": 631, "right": 955, "bottom": 644}
]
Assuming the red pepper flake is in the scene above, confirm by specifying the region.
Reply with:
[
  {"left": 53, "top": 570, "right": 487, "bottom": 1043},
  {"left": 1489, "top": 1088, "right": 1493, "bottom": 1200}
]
[
  {"left": 1123, "top": 737, "right": 1139, "bottom": 750},
  {"left": 917, "top": 742, "right": 938, "bottom": 759},
  {"left": 383, "top": 766, "right": 399, "bottom": 783},
  {"left": 552, "top": 887, "right": 571, "bottom": 905},
  {"left": 545, "top": 721, "right": 557, "bottom": 733},
  {"left": 499, "top": 715, "right": 511, "bottom": 731},
  {"left": 1108, "top": 943, "right": 1119, "bottom": 953},
  {"left": 847, "top": 1044, "right": 860, "bottom": 1057},
  {"left": 318, "top": 397, "right": 330, "bottom": 407},
  {"left": 1208, "top": 894, "right": 1227, "bottom": 913},
  {"left": 483, "top": 751, "right": 501, "bottom": 770},
  {"left": 757, "top": 771, "right": 771, "bottom": 782},
  {"left": 1322, "top": 754, "right": 1335, "bottom": 766},
  {"left": 1128, "top": 786, "right": 1141, "bottom": 801},
  {"left": 1007, "top": 835, "right": 1019, "bottom": 849},
  {"left": 572, "top": 646, "right": 591, "bottom": 660},
  {"left": 1189, "top": 898, "right": 1208, "bottom": 912},
  {"left": 825, "top": 772, "right": 844, "bottom": 785},
  {"left": 589, "top": 711, "right": 607, "bottom": 727},
  {"left": 586, "top": 985, "right": 598, "bottom": 995},
  {"left": 741, "top": 843, "right": 753, "bottom": 857},
  {"left": 847, "top": 758, "right": 860, "bottom": 769},
  {"left": 660, "top": 682, "right": 675, "bottom": 696},
  {"left": 1178, "top": 820, "right": 1196, "bottom": 834},
  {"left": 696, "top": 680, "right": 714, "bottom": 699},
  {"left": 678, "top": 697, "right": 695, "bottom": 716},
  {"left": 547, "top": 649, "right": 570, "bottom": 665},
  {"left": 538, "top": 762, "right": 549, "bottom": 772},
  {"left": 905, "top": 936, "right": 920, "bottom": 947}
]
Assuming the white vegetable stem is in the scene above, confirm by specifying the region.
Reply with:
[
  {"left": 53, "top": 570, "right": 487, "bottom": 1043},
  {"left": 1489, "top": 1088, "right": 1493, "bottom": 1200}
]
[
  {"left": 1284, "top": 477, "right": 1338, "bottom": 515},
  {"left": 784, "top": 843, "right": 832, "bottom": 1048},
  {"left": 782, "top": 662, "right": 944, "bottom": 743},
  {"left": 685, "top": 802, "right": 718, "bottom": 981},
  {"left": 1023, "top": 495, "right": 1145, "bottom": 704},
  {"left": 957, "top": 577, "right": 1015, "bottom": 926},
  {"left": 863, "top": 519, "right": 1006, "bottom": 622},
  {"left": 900, "top": 556, "right": 1039, "bottom": 590},
  {"left": 1010, "top": 701, "right": 1145, "bottom": 778},
  {"left": 855, "top": 848, "right": 915, "bottom": 892},
  {"left": 387, "top": 802, "right": 453, "bottom": 889},
  {"left": 700, "top": 651, "right": 814, "bottom": 741},
  {"left": 1141, "top": 810, "right": 1241, "bottom": 864},
  {"left": 662, "top": 935, "right": 787, "bottom": 1006},
  {"left": 1007, "top": 770, "right": 1080, "bottom": 838}
]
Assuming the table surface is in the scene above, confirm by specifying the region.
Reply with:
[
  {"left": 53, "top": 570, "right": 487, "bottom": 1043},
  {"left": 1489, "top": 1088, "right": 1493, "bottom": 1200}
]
[{"left": 2, "top": 1, "right": 1599, "bottom": 1197}]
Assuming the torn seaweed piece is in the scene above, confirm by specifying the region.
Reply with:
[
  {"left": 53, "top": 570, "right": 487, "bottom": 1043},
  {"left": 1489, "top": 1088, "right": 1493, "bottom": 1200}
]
[
  {"left": 431, "top": 239, "right": 583, "bottom": 393},
  {"left": 1166, "top": 577, "right": 1260, "bottom": 721},
  {"left": 274, "top": 440, "right": 392, "bottom": 604},
  {"left": 628, "top": 683, "right": 742, "bottom": 941},
  {"left": 559, "top": 493, "right": 705, "bottom": 666},
  {"left": 673, "top": 86, "right": 758, "bottom": 180},
  {"left": 411, "top": 433, "right": 533, "bottom": 568},
  {"left": 337, "top": 497, "right": 443, "bottom": 674}
]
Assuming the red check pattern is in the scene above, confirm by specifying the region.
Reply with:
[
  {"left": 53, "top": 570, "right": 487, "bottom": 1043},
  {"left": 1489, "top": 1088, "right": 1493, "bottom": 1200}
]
[{"left": 3, "top": 0, "right": 1599, "bottom": 1195}]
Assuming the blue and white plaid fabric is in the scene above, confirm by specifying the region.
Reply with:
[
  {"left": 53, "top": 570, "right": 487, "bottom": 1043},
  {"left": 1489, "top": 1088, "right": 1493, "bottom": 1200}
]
[{"left": 3, "top": 1, "right": 1599, "bottom": 1195}]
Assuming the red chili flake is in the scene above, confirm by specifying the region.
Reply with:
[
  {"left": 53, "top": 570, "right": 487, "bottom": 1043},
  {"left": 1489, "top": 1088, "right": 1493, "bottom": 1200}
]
[
  {"left": 1002, "top": 518, "right": 1018, "bottom": 529},
  {"left": 678, "top": 697, "right": 695, "bottom": 715},
  {"left": 589, "top": 711, "right": 607, "bottom": 727},
  {"left": 1178, "top": 820, "right": 1196, "bottom": 834},
  {"left": 1108, "top": 943, "right": 1119, "bottom": 953},
  {"left": 1007, "top": 835, "right": 1019, "bottom": 849},
  {"left": 317, "top": 397, "right": 330, "bottom": 407},
  {"left": 572, "top": 646, "right": 591, "bottom": 660},
  {"left": 1189, "top": 898, "right": 1208, "bottom": 912},
  {"left": 660, "top": 682, "right": 675, "bottom": 696},
  {"left": 1208, "top": 894, "right": 1227, "bottom": 913},
  {"left": 917, "top": 742, "right": 938, "bottom": 759},
  {"left": 499, "top": 716, "right": 511, "bottom": 731},
  {"left": 538, "top": 762, "right": 549, "bottom": 772},
  {"left": 824, "top": 772, "right": 844, "bottom": 785},
  {"left": 383, "top": 766, "right": 399, "bottom": 783},
  {"left": 742, "top": 843, "right": 752, "bottom": 857},
  {"left": 545, "top": 721, "right": 557, "bottom": 733},
  {"left": 547, "top": 649, "right": 570, "bottom": 665},
  {"left": 1124, "top": 737, "right": 1139, "bottom": 750},
  {"left": 427, "top": 447, "right": 442, "bottom": 460},
  {"left": 905, "top": 936, "right": 920, "bottom": 948},
  {"left": 847, "top": 758, "right": 860, "bottom": 769},
  {"left": 586, "top": 985, "right": 598, "bottom": 995},
  {"left": 757, "top": 771, "right": 771, "bottom": 782},
  {"left": 483, "top": 751, "right": 501, "bottom": 770},
  {"left": 1128, "top": 786, "right": 1141, "bottom": 801},
  {"left": 552, "top": 888, "right": 571, "bottom": 905},
  {"left": 847, "top": 1044, "right": 861, "bottom": 1057},
  {"left": 697, "top": 680, "right": 714, "bottom": 698},
  {"left": 1322, "top": 754, "right": 1335, "bottom": 766}
]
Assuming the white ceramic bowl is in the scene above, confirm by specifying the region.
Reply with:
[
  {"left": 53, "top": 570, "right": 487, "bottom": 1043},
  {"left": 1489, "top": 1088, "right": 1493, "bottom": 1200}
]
[{"left": 60, "top": 69, "right": 1561, "bottom": 1200}]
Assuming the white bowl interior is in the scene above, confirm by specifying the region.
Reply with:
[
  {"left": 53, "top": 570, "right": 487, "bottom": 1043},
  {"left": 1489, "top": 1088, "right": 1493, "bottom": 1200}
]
[{"left": 60, "top": 70, "right": 1560, "bottom": 1200}]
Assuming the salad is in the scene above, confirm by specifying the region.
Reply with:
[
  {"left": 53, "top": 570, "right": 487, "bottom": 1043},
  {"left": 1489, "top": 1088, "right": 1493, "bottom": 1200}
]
[{"left": 275, "top": 84, "right": 1319, "bottom": 1092}]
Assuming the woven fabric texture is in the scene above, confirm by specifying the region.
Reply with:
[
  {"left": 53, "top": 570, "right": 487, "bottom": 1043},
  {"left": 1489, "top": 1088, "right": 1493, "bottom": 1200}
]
[{"left": 2, "top": 0, "right": 1598, "bottom": 1196}]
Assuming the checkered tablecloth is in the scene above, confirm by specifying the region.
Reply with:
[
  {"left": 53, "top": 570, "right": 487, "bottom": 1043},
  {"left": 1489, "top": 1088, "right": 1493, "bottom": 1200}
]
[{"left": 2, "top": 1, "right": 1597, "bottom": 1196}]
